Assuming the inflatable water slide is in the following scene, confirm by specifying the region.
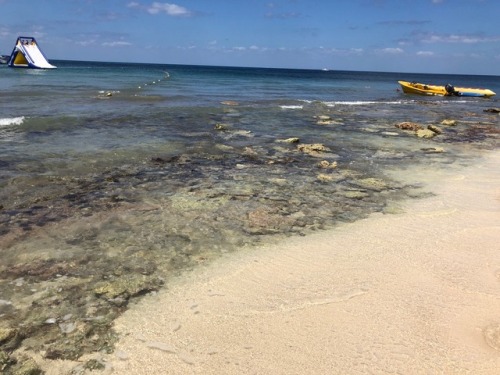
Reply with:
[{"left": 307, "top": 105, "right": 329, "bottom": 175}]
[{"left": 7, "top": 36, "right": 56, "bottom": 69}]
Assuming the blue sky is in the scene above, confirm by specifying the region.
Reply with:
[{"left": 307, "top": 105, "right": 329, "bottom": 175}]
[{"left": 1, "top": 0, "right": 499, "bottom": 75}]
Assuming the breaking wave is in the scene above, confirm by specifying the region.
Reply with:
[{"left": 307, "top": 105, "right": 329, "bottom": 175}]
[
  {"left": 324, "top": 100, "right": 406, "bottom": 106},
  {"left": 0, "top": 116, "right": 25, "bottom": 127}
]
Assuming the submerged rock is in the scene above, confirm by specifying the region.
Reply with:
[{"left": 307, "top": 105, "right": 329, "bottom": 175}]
[
  {"left": 440, "top": 119, "right": 457, "bottom": 126},
  {"left": 344, "top": 191, "right": 369, "bottom": 199},
  {"left": 427, "top": 124, "right": 442, "bottom": 134},
  {"left": 416, "top": 129, "right": 437, "bottom": 139},
  {"left": 353, "top": 178, "right": 389, "bottom": 192},
  {"left": 246, "top": 207, "right": 293, "bottom": 234},
  {"left": 396, "top": 122, "right": 423, "bottom": 131},
  {"left": 395, "top": 122, "right": 438, "bottom": 138},
  {"left": 483, "top": 108, "right": 500, "bottom": 113},
  {"left": 297, "top": 143, "right": 331, "bottom": 156},
  {"left": 318, "top": 160, "right": 337, "bottom": 169},
  {"left": 317, "top": 173, "right": 335, "bottom": 182},
  {"left": 93, "top": 275, "right": 164, "bottom": 301},
  {"left": 214, "top": 123, "right": 231, "bottom": 131},
  {"left": 421, "top": 147, "right": 445, "bottom": 154},
  {"left": 0, "top": 327, "right": 16, "bottom": 343},
  {"left": 10, "top": 357, "right": 43, "bottom": 375},
  {"left": 314, "top": 115, "right": 340, "bottom": 125}
]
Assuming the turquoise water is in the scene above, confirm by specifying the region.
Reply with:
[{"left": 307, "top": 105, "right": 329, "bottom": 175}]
[{"left": 0, "top": 61, "right": 498, "bottom": 366}]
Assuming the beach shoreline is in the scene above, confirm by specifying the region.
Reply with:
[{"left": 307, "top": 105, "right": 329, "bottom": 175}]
[
  {"left": 2, "top": 62, "right": 499, "bottom": 374},
  {"left": 39, "top": 149, "right": 497, "bottom": 374}
]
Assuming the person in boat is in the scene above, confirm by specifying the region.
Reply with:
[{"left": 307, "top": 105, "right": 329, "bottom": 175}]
[{"left": 411, "top": 81, "right": 429, "bottom": 90}]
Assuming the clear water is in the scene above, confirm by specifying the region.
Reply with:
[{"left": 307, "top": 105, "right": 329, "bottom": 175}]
[
  {"left": 0, "top": 61, "right": 498, "bottom": 363},
  {"left": 1, "top": 62, "right": 499, "bottom": 168}
]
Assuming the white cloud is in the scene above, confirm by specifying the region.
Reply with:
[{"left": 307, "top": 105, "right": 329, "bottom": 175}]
[
  {"left": 102, "top": 41, "right": 132, "bottom": 47},
  {"left": 76, "top": 39, "right": 97, "bottom": 47},
  {"left": 147, "top": 2, "right": 192, "bottom": 16},
  {"left": 416, "top": 51, "right": 434, "bottom": 56},
  {"left": 421, "top": 33, "right": 500, "bottom": 44},
  {"left": 378, "top": 47, "right": 404, "bottom": 54}
]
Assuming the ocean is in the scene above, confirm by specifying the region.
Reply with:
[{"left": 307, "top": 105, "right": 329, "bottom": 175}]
[{"left": 0, "top": 61, "right": 499, "bottom": 366}]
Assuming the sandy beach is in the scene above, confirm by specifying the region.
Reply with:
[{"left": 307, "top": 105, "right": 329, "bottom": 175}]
[{"left": 41, "top": 150, "right": 499, "bottom": 374}]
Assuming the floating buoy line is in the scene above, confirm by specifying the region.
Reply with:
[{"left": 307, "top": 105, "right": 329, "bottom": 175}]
[
  {"left": 98, "top": 71, "right": 170, "bottom": 99},
  {"left": 137, "top": 71, "right": 170, "bottom": 90}
]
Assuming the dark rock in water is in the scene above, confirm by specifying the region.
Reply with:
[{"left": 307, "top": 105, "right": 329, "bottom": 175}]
[
  {"left": 0, "top": 351, "right": 13, "bottom": 370},
  {"left": 352, "top": 177, "right": 389, "bottom": 192},
  {"left": 395, "top": 122, "right": 423, "bottom": 131},
  {"left": 427, "top": 125, "right": 442, "bottom": 134},
  {"left": 394, "top": 120, "right": 441, "bottom": 138},
  {"left": 0, "top": 326, "right": 16, "bottom": 344},
  {"left": 151, "top": 155, "right": 180, "bottom": 164},
  {"left": 1, "top": 259, "right": 75, "bottom": 282},
  {"left": 484, "top": 108, "right": 500, "bottom": 113},
  {"left": 45, "top": 347, "right": 83, "bottom": 361},
  {"left": 297, "top": 143, "right": 331, "bottom": 156},
  {"left": 0, "top": 299, "right": 15, "bottom": 316},
  {"left": 93, "top": 275, "right": 164, "bottom": 301},
  {"left": 344, "top": 191, "right": 370, "bottom": 200},
  {"left": 245, "top": 207, "right": 294, "bottom": 234},
  {"left": 83, "top": 358, "right": 106, "bottom": 370},
  {"left": 214, "top": 123, "right": 231, "bottom": 130}
]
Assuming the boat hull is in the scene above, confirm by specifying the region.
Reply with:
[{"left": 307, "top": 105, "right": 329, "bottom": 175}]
[{"left": 398, "top": 81, "right": 495, "bottom": 97}]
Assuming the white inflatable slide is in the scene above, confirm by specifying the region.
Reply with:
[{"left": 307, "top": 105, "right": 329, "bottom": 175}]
[{"left": 8, "top": 36, "right": 56, "bottom": 69}]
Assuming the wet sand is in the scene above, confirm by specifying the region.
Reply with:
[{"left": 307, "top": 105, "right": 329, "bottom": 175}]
[{"left": 46, "top": 151, "right": 500, "bottom": 374}]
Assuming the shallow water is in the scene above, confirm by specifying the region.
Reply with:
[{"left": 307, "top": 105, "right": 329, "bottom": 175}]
[{"left": 0, "top": 62, "right": 498, "bottom": 370}]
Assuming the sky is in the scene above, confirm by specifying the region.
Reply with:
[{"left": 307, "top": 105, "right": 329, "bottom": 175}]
[{"left": 1, "top": 0, "right": 499, "bottom": 75}]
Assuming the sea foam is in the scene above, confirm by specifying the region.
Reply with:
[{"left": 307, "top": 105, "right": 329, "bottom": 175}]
[
  {"left": 0, "top": 116, "right": 25, "bottom": 127},
  {"left": 324, "top": 100, "right": 405, "bottom": 107},
  {"left": 280, "top": 105, "right": 303, "bottom": 110}
]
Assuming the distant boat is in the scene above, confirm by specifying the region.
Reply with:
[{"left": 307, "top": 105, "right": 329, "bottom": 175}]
[
  {"left": 398, "top": 80, "right": 495, "bottom": 97},
  {"left": 0, "top": 55, "right": 10, "bottom": 64}
]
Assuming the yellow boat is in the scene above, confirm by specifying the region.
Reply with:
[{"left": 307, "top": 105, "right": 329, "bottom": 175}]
[{"left": 398, "top": 80, "right": 496, "bottom": 97}]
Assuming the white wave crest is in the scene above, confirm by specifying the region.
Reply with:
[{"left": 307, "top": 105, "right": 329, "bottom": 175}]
[
  {"left": 280, "top": 105, "right": 303, "bottom": 110},
  {"left": 324, "top": 100, "right": 405, "bottom": 107},
  {"left": 0, "top": 116, "right": 25, "bottom": 127}
]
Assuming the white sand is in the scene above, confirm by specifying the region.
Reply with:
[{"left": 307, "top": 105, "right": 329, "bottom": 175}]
[{"left": 48, "top": 151, "right": 500, "bottom": 374}]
